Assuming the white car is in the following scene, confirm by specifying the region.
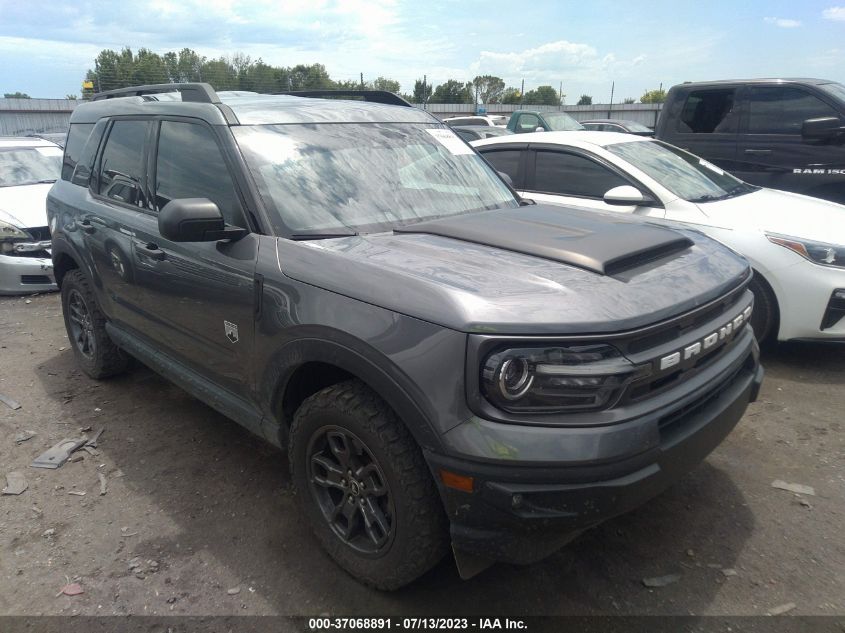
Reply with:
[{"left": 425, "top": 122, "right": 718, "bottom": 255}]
[
  {"left": 0, "top": 137, "right": 62, "bottom": 294},
  {"left": 473, "top": 131, "right": 845, "bottom": 342},
  {"left": 443, "top": 115, "right": 507, "bottom": 127}
]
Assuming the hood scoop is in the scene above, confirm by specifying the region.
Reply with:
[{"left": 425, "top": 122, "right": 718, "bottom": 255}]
[{"left": 395, "top": 205, "right": 693, "bottom": 276}]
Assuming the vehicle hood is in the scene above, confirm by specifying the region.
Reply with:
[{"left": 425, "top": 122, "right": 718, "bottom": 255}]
[
  {"left": 0, "top": 183, "right": 52, "bottom": 229},
  {"left": 276, "top": 205, "right": 749, "bottom": 335},
  {"left": 701, "top": 188, "right": 845, "bottom": 244}
]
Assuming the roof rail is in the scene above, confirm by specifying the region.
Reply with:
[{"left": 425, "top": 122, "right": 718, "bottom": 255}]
[
  {"left": 91, "top": 83, "right": 220, "bottom": 104},
  {"left": 278, "top": 90, "right": 413, "bottom": 108}
]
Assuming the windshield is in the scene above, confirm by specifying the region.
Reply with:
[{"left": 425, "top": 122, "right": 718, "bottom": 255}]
[
  {"left": 544, "top": 112, "right": 585, "bottom": 131},
  {"left": 0, "top": 146, "right": 62, "bottom": 187},
  {"left": 605, "top": 140, "right": 756, "bottom": 202},
  {"left": 233, "top": 123, "right": 519, "bottom": 235},
  {"left": 819, "top": 82, "right": 845, "bottom": 104}
]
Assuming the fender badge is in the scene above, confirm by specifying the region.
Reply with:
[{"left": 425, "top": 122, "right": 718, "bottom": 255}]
[{"left": 224, "top": 321, "right": 239, "bottom": 344}]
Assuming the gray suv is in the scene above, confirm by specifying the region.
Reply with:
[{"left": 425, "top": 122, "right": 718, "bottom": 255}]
[{"left": 48, "top": 83, "right": 763, "bottom": 589}]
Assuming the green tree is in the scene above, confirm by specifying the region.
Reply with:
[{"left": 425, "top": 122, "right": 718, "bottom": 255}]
[
  {"left": 523, "top": 85, "right": 560, "bottom": 106},
  {"left": 430, "top": 79, "right": 473, "bottom": 104},
  {"left": 640, "top": 88, "right": 667, "bottom": 104},
  {"left": 501, "top": 87, "right": 522, "bottom": 105},
  {"left": 576, "top": 94, "right": 593, "bottom": 105},
  {"left": 472, "top": 75, "right": 505, "bottom": 104},
  {"left": 66, "top": 94, "right": 78, "bottom": 100},
  {"left": 412, "top": 78, "right": 432, "bottom": 104},
  {"left": 239, "top": 59, "right": 279, "bottom": 92},
  {"left": 368, "top": 77, "right": 401, "bottom": 93},
  {"left": 3, "top": 92, "right": 30, "bottom": 98},
  {"left": 622, "top": 97, "right": 635, "bottom": 104}
]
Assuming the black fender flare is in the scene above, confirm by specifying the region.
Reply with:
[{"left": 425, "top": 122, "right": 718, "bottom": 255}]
[
  {"left": 51, "top": 233, "right": 96, "bottom": 288},
  {"left": 260, "top": 332, "right": 446, "bottom": 453}
]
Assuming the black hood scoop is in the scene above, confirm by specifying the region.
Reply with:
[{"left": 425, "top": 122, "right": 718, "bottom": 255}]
[{"left": 394, "top": 205, "right": 693, "bottom": 276}]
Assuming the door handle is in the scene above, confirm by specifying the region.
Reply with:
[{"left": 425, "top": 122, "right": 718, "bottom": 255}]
[
  {"left": 136, "top": 242, "right": 165, "bottom": 261},
  {"left": 80, "top": 219, "right": 96, "bottom": 234},
  {"left": 744, "top": 149, "right": 772, "bottom": 155}
]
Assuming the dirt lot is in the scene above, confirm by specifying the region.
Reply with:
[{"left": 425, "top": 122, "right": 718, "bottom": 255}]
[{"left": 1, "top": 292, "right": 843, "bottom": 617}]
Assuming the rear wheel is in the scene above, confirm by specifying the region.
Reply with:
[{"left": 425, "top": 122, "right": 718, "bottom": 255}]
[
  {"left": 748, "top": 273, "right": 778, "bottom": 344},
  {"left": 289, "top": 379, "right": 448, "bottom": 590},
  {"left": 61, "top": 270, "right": 128, "bottom": 379}
]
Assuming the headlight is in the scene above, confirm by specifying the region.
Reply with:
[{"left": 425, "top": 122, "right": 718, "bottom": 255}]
[
  {"left": 767, "top": 233, "right": 845, "bottom": 269},
  {"left": 0, "top": 220, "right": 32, "bottom": 254},
  {"left": 480, "top": 344, "right": 646, "bottom": 413}
]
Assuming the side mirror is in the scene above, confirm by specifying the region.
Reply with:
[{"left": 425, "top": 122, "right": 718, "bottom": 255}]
[
  {"left": 802, "top": 117, "right": 843, "bottom": 140},
  {"left": 158, "top": 198, "right": 242, "bottom": 242},
  {"left": 497, "top": 170, "right": 514, "bottom": 186},
  {"left": 603, "top": 185, "right": 650, "bottom": 206},
  {"left": 535, "top": 126, "right": 546, "bottom": 133}
]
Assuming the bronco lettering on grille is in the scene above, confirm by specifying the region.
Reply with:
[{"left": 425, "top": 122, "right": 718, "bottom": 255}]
[{"left": 659, "top": 305, "right": 752, "bottom": 371}]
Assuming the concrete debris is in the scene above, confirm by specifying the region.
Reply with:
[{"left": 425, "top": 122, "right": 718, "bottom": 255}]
[
  {"left": 31, "top": 438, "right": 87, "bottom": 469},
  {"left": 98, "top": 473, "right": 108, "bottom": 496},
  {"left": 59, "top": 583, "right": 84, "bottom": 597},
  {"left": 771, "top": 480, "right": 816, "bottom": 496},
  {"left": 3, "top": 472, "right": 28, "bottom": 495},
  {"left": 721, "top": 568, "right": 738, "bottom": 577},
  {"left": 0, "top": 393, "right": 22, "bottom": 410},
  {"left": 14, "top": 430, "right": 36, "bottom": 444},
  {"left": 642, "top": 573, "right": 681, "bottom": 588},
  {"left": 68, "top": 490, "right": 86, "bottom": 496},
  {"left": 227, "top": 586, "right": 241, "bottom": 595},
  {"left": 42, "top": 528, "right": 56, "bottom": 538},
  {"left": 768, "top": 602, "right": 796, "bottom": 616}
]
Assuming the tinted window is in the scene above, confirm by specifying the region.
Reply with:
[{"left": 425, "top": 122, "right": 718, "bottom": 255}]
[
  {"left": 155, "top": 121, "right": 245, "bottom": 227},
  {"left": 481, "top": 149, "right": 521, "bottom": 184},
  {"left": 448, "top": 118, "right": 488, "bottom": 127},
  {"left": 748, "top": 87, "right": 840, "bottom": 134},
  {"left": 454, "top": 128, "right": 479, "bottom": 142},
  {"left": 514, "top": 114, "right": 540, "bottom": 132},
  {"left": 98, "top": 120, "right": 150, "bottom": 207},
  {"left": 678, "top": 89, "right": 736, "bottom": 133},
  {"left": 533, "top": 151, "right": 628, "bottom": 198},
  {"left": 61, "top": 123, "right": 94, "bottom": 181},
  {"left": 70, "top": 119, "right": 107, "bottom": 188}
]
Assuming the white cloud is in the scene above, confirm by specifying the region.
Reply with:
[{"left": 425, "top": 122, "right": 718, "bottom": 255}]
[
  {"left": 764, "top": 17, "right": 802, "bottom": 28},
  {"left": 822, "top": 6, "right": 845, "bottom": 20}
]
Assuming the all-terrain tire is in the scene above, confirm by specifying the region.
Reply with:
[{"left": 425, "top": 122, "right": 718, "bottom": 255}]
[
  {"left": 289, "top": 379, "right": 448, "bottom": 590},
  {"left": 60, "top": 269, "right": 128, "bottom": 379}
]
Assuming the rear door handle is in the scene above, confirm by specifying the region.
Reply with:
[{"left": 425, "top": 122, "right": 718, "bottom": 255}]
[
  {"left": 80, "top": 219, "right": 96, "bottom": 234},
  {"left": 744, "top": 149, "right": 772, "bottom": 155},
  {"left": 136, "top": 242, "right": 165, "bottom": 261}
]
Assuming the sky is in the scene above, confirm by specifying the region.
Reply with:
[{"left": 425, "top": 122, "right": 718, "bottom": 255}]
[{"left": 1, "top": 0, "right": 844, "bottom": 101}]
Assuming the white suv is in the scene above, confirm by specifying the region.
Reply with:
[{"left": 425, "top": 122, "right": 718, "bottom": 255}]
[{"left": 0, "top": 137, "right": 61, "bottom": 294}]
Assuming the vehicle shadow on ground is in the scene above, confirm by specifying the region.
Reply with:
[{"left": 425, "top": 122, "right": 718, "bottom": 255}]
[
  {"left": 760, "top": 341, "right": 845, "bottom": 385},
  {"left": 35, "top": 353, "right": 754, "bottom": 616}
]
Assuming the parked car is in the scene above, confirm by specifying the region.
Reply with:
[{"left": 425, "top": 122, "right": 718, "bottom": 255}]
[
  {"left": 0, "top": 136, "right": 61, "bottom": 294},
  {"left": 451, "top": 125, "right": 512, "bottom": 142},
  {"left": 443, "top": 115, "right": 507, "bottom": 127},
  {"left": 581, "top": 119, "right": 654, "bottom": 136},
  {"left": 473, "top": 130, "right": 845, "bottom": 342},
  {"left": 507, "top": 110, "right": 584, "bottom": 133},
  {"left": 49, "top": 83, "right": 762, "bottom": 589},
  {"left": 30, "top": 132, "right": 68, "bottom": 148},
  {"left": 655, "top": 78, "right": 845, "bottom": 204}
]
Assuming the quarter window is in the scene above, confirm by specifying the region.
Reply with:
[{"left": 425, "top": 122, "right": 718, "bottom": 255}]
[
  {"left": 98, "top": 120, "right": 150, "bottom": 207},
  {"left": 154, "top": 121, "right": 245, "bottom": 227},
  {"left": 748, "top": 87, "right": 840, "bottom": 134},
  {"left": 533, "top": 151, "right": 628, "bottom": 198},
  {"left": 61, "top": 123, "right": 94, "bottom": 181}
]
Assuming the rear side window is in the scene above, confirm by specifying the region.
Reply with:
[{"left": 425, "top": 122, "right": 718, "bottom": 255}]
[
  {"left": 533, "top": 151, "right": 628, "bottom": 198},
  {"left": 154, "top": 121, "right": 245, "bottom": 227},
  {"left": 70, "top": 119, "right": 107, "bottom": 188},
  {"left": 748, "top": 87, "right": 841, "bottom": 134},
  {"left": 61, "top": 123, "right": 94, "bottom": 181},
  {"left": 678, "top": 89, "right": 736, "bottom": 133},
  {"left": 482, "top": 149, "right": 521, "bottom": 185},
  {"left": 514, "top": 114, "right": 540, "bottom": 132},
  {"left": 97, "top": 120, "right": 150, "bottom": 208}
]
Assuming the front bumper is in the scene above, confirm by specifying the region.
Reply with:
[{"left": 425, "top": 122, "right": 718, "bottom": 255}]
[
  {"left": 0, "top": 252, "right": 57, "bottom": 295},
  {"left": 427, "top": 328, "right": 762, "bottom": 565},
  {"left": 768, "top": 258, "right": 845, "bottom": 341}
]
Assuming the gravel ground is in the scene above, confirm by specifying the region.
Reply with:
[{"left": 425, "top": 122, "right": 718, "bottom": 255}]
[{"left": 1, "top": 292, "right": 843, "bottom": 617}]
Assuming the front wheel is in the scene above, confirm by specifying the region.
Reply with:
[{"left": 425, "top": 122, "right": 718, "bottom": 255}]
[
  {"left": 289, "top": 380, "right": 448, "bottom": 590},
  {"left": 748, "top": 274, "right": 778, "bottom": 344}
]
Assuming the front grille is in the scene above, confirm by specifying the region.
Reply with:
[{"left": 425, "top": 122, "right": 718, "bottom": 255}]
[{"left": 21, "top": 275, "right": 52, "bottom": 285}]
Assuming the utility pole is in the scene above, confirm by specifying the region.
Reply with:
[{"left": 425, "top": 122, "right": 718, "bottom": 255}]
[
  {"left": 608, "top": 80, "right": 615, "bottom": 118},
  {"left": 423, "top": 74, "right": 427, "bottom": 110},
  {"left": 360, "top": 72, "right": 364, "bottom": 89},
  {"left": 520, "top": 78, "right": 524, "bottom": 106}
]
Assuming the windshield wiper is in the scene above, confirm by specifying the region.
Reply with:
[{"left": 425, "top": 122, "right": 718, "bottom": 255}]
[{"left": 290, "top": 231, "right": 358, "bottom": 241}]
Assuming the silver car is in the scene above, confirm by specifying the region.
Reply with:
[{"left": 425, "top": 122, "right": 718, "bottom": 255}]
[{"left": 0, "top": 137, "right": 60, "bottom": 294}]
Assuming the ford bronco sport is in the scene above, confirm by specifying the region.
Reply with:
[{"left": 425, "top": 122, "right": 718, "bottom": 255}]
[{"left": 48, "top": 83, "right": 763, "bottom": 589}]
